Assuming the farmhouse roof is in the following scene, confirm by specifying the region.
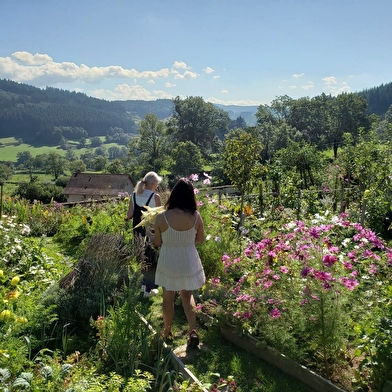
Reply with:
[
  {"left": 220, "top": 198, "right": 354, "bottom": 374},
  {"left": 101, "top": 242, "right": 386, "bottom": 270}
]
[{"left": 62, "top": 172, "right": 135, "bottom": 197}]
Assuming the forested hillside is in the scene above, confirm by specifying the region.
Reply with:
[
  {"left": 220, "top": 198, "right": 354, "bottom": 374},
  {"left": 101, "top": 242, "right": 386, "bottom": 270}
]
[
  {"left": 0, "top": 79, "right": 138, "bottom": 144},
  {"left": 358, "top": 82, "right": 392, "bottom": 116},
  {"left": 0, "top": 78, "right": 391, "bottom": 146}
]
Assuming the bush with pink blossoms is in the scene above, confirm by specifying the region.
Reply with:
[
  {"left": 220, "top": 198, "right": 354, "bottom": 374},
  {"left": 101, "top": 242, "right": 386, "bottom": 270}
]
[{"left": 199, "top": 211, "right": 392, "bottom": 390}]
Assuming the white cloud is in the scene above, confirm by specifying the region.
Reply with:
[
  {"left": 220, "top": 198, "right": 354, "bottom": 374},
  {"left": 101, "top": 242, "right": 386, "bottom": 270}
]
[
  {"left": 323, "top": 76, "right": 337, "bottom": 85},
  {"left": 0, "top": 51, "right": 171, "bottom": 85},
  {"left": 289, "top": 85, "right": 297, "bottom": 89},
  {"left": 292, "top": 73, "right": 305, "bottom": 78},
  {"left": 301, "top": 81, "right": 314, "bottom": 90},
  {"left": 172, "top": 61, "right": 189, "bottom": 69},
  {"left": 203, "top": 66, "right": 214, "bottom": 74},
  {"left": 207, "top": 97, "right": 262, "bottom": 106},
  {"left": 12, "top": 51, "right": 52, "bottom": 65},
  {"left": 213, "top": 75, "right": 220, "bottom": 79},
  {"left": 219, "top": 89, "right": 228, "bottom": 94},
  {"left": 174, "top": 70, "right": 198, "bottom": 80},
  {"left": 91, "top": 83, "right": 172, "bottom": 101},
  {"left": 166, "top": 82, "right": 176, "bottom": 88},
  {"left": 147, "top": 79, "right": 155, "bottom": 84}
]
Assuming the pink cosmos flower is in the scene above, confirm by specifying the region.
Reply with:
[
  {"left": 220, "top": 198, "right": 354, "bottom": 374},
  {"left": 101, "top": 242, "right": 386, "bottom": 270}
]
[
  {"left": 270, "top": 308, "right": 281, "bottom": 318},
  {"left": 323, "top": 254, "right": 337, "bottom": 267},
  {"left": 189, "top": 174, "right": 199, "bottom": 182}
]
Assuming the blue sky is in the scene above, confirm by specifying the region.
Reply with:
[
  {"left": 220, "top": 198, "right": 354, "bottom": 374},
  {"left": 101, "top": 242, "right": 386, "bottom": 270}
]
[{"left": 1, "top": 0, "right": 391, "bottom": 106}]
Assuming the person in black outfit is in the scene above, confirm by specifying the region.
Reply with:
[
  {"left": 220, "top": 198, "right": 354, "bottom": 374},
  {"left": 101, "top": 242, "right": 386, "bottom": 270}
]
[{"left": 126, "top": 171, "right": 162, "bottom": 296}]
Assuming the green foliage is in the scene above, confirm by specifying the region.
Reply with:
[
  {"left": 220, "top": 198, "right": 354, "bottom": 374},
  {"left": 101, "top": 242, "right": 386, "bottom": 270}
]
[
  {"left": 197, "top": 194, "right": 240, "bottom": 280},
  {"left": 169, "top": 141, "right": 204, "bottom": 178},
  {"left": 14, "top": 182, "right": 66, "bottom": 204},
  {"left": 170, "top": 96, "right": 231, "bottom": 155},
  {"left": 55, "top": 233, "right": 143, "bottom": 332},
  {"left": 54, "top": 198, "right": 131, "bottom": 256}
]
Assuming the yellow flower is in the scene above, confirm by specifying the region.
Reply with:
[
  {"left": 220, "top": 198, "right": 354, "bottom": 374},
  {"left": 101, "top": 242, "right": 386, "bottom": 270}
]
[
  {"left": 0, "top": 310, "right": 12, "bottom": 322},
  {"left": 364, "top": 189, "right": 371, "bottom": 197},
  {"left": 7, "top": 290, "right": 19, "bottom": 300},
  {"left": 0, "top": 270, "right": 3, "bottom": 278},
  {"left": 16, "top": 316, "right": 28, "bottom": 324},
  {"left": 11, "top": 276, "right": 20, "bottom": 286}
]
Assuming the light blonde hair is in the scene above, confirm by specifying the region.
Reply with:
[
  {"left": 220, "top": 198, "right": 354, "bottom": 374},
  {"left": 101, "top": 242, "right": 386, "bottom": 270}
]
[{"left": 134, "top": 171, "right": 162, "bottom": 194}]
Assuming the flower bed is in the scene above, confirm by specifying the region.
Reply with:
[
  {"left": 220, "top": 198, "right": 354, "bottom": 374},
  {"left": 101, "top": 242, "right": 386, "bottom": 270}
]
[{"left": 198, "top": 212, "right": 392, "bottom": 391}]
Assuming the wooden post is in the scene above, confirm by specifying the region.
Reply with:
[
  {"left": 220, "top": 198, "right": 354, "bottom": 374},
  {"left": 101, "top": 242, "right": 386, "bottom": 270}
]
[
  {"left": 340, "top": 182, "right": 345, "bottom": 213},
  {"left": 259, "top": 183, "right": 263, "bottom": 214},
  {"left": 0, "top": 183, "right": 3, "bottom": 218},
  {"left": 361, "top": 198, "right": 367, "bottom": 226},
  {"left": 296, "top": 189, "right": 301, "bottom": 220}
]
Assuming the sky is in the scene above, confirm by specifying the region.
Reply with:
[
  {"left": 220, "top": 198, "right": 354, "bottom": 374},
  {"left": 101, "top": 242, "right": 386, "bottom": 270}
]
[{"left": 1, "top": 0, "right": 391, "bottom": 107}]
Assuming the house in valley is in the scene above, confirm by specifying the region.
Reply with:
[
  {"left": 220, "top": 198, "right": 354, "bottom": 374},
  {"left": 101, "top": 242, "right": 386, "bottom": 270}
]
[{"left": 62, "top": 172, "right": 134, "bottom": 203}]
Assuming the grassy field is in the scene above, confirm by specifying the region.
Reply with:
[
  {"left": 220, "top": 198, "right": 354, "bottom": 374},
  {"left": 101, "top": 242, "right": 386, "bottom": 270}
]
[{"left": 0, "top": 137, "right": 125, "bottom": 163}]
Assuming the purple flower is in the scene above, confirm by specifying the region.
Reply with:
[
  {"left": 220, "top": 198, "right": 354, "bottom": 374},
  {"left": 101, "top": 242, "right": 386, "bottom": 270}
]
[
  {"left": 322, "top": 254, "right": 337, "bottom": 267},
  {"left": 280, "top": 266, "right": 289, "bottom": 274},
  {"left": 301, "top": 267, "right": 313, "bottom": 277},
  {"left": 270, "top": 308, "right": 281, "bottom": 318}
]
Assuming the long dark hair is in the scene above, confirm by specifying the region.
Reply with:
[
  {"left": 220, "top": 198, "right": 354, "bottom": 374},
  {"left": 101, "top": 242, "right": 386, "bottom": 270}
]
[{"left": 165, "top": 178, "right": 197, "bottom": 213}]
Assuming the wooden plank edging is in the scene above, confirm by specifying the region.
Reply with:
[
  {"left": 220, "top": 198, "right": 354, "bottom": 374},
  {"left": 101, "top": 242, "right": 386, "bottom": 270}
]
[
  {"left": 220, "top": 327, "right": 347, "bottom": 392},
  {"left": 136, "top": 310, "right": 208, "bottom": 392}
]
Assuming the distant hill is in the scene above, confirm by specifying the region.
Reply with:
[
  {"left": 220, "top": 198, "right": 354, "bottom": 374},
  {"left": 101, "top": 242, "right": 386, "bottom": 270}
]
[
  {"left": 0, "top": 79, "right": 391, "bottom": 145},
  {"left": 214, "top": 104, "right": 258, "bottom": 125}
]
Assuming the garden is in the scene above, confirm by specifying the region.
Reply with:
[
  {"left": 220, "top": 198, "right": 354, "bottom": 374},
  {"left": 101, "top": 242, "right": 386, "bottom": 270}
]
[{"left": 0, "top": 164, "right": 392, "bottom": 391}]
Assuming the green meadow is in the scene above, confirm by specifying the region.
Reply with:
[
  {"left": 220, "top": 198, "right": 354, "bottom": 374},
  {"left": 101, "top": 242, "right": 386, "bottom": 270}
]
[{"left": 0, "top": 137, "right": 123, "bottom": 163}]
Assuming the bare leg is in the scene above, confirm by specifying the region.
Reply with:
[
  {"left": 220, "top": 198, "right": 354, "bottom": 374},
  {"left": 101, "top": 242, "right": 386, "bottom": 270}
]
[
  {"left": 180, "top": 290, "right": 197, "bottom": 332},
  {"left": 162, "top": 288, "right": 175, "bottom": 336}
]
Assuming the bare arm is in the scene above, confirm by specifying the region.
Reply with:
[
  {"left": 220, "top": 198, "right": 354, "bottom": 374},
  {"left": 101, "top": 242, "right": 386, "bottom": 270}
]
[
  {"left": 126, "top": 195, "right": 134, "bottom": 220},
  {"left": 195, "top": 212, "right": 204, "bottom": 244},
  {"left": 149, "top": 213, "right": 164, "bottom": 247},
  {"left": 154, "top": 193, "right": 162, "bottom": 207}
]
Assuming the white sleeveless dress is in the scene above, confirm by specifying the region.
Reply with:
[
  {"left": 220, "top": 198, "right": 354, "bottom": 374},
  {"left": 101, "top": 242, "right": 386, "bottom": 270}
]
[{"left": 155, "top": 212, "right": 205, "bottom": 291}]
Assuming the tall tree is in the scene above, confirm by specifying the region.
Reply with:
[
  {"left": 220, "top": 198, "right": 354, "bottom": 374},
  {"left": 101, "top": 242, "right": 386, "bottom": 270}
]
[
  {"left": 223, "top": 130, "right": 264, "bottom": 229},
  {"left": 170, "top": 96, "right": 230, "bottom": 155},
  {"left": 137, "top": 113, "right": 168, "bottom": 172},
  {"left": 328, "top": 93, "right": 369, "bottom": 158},
  {"left": 168, "top": 141, "right": 203, "bottom": 178},
  {"left": 45, "top": 152, "right": 67, "bottom": 180}
]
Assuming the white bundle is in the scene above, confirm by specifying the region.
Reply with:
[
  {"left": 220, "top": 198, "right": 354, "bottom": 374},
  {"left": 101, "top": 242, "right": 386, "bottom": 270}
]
[{"left": 134, "top": 205, "right": 165, "bottom": 229}]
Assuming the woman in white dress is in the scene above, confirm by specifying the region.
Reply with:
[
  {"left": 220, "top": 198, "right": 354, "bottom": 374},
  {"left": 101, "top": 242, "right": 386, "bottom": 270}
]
[{"left": 148, "top": 178, "right": 205, "bottom": 347}]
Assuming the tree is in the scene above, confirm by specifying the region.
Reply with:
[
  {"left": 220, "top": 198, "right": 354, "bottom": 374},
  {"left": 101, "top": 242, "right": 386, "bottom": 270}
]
[
  {"left": 228, "top": 116, "right": 247, "bottom": 130},
  {"left": 105, "top": 159, "right": 127, "bottom": 174},
  {"left": 0, "top": 163, "right": 14, "bottom": 185},
  {"left": 0, "top": 163, "right": 14, "bottom": 220},
  {"left": 93, "top": 156, "right": 108, "bottom": 171},
  {"left": 223, "top": 130, "right": 264, "bottom": 229},
  {"left": 69, "top": 159, "right": 87, "bottom": 174},
  {"left": 169, "top": 141, "right": 203, "bottom": 178},
  {"left": 45, "top": 152, "right": 67, "bottom": 180},
  {"left": 16, "top": 151, "right": 33, "bottom": 168},
  {"left": 170, "top": 96, "right": 230, "bottom": 155},
  {"left": 275, "top": 141, "right": 325, "bottom": 189},
  {"left": 90, "top": 136, "right": 102, "bottom": 147},
  {"left": 328, "top": 93, "right": 369, "bottom": 158},
  {"left": 137, "top": 113, "right": 169, "bottom": 172}
]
